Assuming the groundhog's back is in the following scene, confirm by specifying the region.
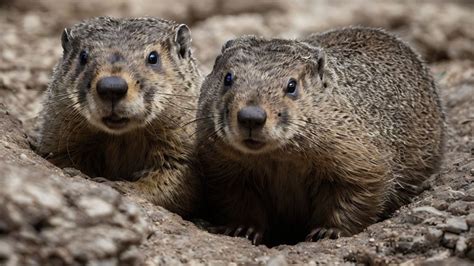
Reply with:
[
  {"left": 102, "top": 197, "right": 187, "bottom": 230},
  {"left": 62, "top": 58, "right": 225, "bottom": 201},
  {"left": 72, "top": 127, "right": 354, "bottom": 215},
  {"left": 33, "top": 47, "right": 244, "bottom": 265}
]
[{"left": 304, "top": 27, "right": 445, "bottom": 209}]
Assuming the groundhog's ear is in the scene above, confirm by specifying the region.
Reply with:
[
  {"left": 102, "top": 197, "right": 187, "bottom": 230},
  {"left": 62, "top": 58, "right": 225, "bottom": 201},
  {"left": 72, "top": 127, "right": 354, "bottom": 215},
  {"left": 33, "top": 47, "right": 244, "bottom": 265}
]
[
  {"left": 61, "top": 28, "right": 71, "bottom": 50},
  {"left": 221, "top": 39, "right": 236, "bottom": 53},
  {"left": 174, "top": 24, "right": 191, "bottom": 59}
]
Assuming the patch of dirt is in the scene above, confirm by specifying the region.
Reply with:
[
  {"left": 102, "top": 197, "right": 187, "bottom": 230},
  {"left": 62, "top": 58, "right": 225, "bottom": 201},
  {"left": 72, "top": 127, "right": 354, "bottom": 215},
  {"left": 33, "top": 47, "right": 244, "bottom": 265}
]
[{"left": 0, "top": 0, "right": 473, "bottom": 264}]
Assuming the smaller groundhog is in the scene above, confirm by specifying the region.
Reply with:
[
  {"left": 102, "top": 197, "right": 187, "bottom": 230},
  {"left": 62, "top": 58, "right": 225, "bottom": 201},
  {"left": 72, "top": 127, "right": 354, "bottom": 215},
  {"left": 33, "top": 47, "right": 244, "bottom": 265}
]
[
  {"left": 37, "top": 17, "right": 202, "bottom": 217},
  {"left": 197, "top": 27, "right": 445, "bottom": 246}
]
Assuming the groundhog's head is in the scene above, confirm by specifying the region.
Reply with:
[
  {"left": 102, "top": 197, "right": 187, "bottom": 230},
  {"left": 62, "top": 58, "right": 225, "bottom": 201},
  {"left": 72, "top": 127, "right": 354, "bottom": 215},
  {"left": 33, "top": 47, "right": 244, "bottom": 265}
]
[
  {"left": 55, "top": 17, "right": 195, "bottom": 134},
  {"left": 198, "top": 36, "right": 327, "bottom": 155}
]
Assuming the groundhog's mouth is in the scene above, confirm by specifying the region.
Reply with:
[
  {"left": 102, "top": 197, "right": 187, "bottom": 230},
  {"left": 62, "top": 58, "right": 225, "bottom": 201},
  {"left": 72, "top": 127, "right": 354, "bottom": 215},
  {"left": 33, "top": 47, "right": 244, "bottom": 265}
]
[
  {"left": 242, "top": 139, "right": 266, "bottom": 150},
  {"left": 102, "top": 114, "right": 130, "bottom": 130}
]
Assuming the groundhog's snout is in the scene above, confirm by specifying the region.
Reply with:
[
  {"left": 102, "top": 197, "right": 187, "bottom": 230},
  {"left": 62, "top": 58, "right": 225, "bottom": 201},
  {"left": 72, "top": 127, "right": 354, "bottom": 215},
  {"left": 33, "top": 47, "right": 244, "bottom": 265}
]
[
  {"left": 235, "top": 105, "right": 268, "bottom": 151},
  {"left": 96, "top": 76, "right": 128, "bottom": 103},
  {"left": 237, "top": 105, "right": 267, "bottom": 130}
]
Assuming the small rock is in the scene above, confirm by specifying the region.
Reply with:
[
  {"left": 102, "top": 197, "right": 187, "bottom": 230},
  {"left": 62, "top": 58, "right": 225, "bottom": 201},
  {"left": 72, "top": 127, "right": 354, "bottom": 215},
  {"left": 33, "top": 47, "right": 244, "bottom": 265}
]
[
  {"left": 466, "top": 213, "right": 474, "bottom": 226},
  {"left": 25, "top": 182, "right": 63, "bottom": 210},
  {"left": 464, "top": 187, "right": 474, "bottom": 201},
  {"left": 2, "top": 141, "right": 11, "bottom": 149},
  {"left": 448, "top": 201, "right": 471, "bottom": 215},
  {"left": 266, "top": 255, "right": 288, "bottom": 266},
  {"left": 78, "top": 197, "right": 114, "bottom": 219},
  {"left": 396, "top": 241, "right": 414, "bottom": 253},
  {"left": 63, "top": 167, "right": 84, "bottom": 177},
  {"left": 369, "top": 238, "right": 375, "bottom": 243},
  {"left": 20, "top": 153, "right": 27, "bottom": 160},
  {"left": 23, "top": 14, "right": 42, "bottom": 33},
  {"left": 442, "top": 232, "right": 459, "bottom": 249},
  {"left": 425, "top": 228, "right": 443, "bottom": 243},
  {"left": 119, "top": 245, "right": 142, "bottom": 265},
  {"left": 455, "top": 236, "right": 467, "bottom": 257},
  {"left": 444, "top": 217, "right": 468, "bottom": 234},
  {"left": 424, "top": 250, "right": 452, "bottom": 262},
  {"left": 432, "top": 201, "right": 449, "bottom": 211},
  {"left": 0, "top": 240, "right": 12, "bottom": 260},
  {"left": 434, "top": 189, "right": 466, "bottom": 201},
  {"left": 413, "top": 206, "right": 446, "bottom": 216}
]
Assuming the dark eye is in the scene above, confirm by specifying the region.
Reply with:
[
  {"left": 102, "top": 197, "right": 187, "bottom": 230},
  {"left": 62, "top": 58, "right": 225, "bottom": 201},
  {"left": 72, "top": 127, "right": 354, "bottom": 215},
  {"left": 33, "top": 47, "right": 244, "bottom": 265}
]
[
  {"left": 286, "top": 79, "right": 297, "bottom": 95},
  {"left": 79, "top": 50, "right": 88, "bottom": 65},
  {"left": 147, "top": 51, "right": 159, "bottom": 64},
  {"left": 224, "top": 73, "right": 233, "bottom": 87}
]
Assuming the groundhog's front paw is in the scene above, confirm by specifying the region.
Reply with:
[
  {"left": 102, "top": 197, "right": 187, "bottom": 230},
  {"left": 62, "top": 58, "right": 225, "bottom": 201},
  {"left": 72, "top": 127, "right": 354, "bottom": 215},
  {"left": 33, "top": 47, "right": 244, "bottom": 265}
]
[
  {"left": 209, "top": 225, "right": 264, "bottom": 245},
  {"left": 305, "top": 227, "right": 345, "bottom": 242}
]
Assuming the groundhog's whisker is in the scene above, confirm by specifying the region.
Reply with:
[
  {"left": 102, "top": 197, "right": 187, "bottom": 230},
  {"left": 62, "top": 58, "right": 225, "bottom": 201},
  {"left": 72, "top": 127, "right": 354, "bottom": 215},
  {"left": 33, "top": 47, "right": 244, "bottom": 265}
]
[
  {"left": 196, "top": 126, "right": 224, "bottom": 148},
  {"left": 144, "top": 119, "right": 161, "bottom": 138},
  {"left": 154, "top": 92, "right": 198, "bottom": 98},
  {"left": 161, "top": 97, "right": 200, "bottom": 111},
  {"left": 180, "top": 116, "right": 217, "bottom": 128},
  {"left": 64, "top": 118, "right": 88, "bottom": 169}
]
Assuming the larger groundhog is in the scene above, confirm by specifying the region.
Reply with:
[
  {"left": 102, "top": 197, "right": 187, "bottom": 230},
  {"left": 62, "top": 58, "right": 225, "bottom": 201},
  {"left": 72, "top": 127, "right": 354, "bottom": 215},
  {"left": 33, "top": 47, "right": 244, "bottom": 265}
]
[
  {"left": 36, "top": 17, "right": 202, "bottom": 217},
  {"left": 197, "top": 27, "right": 445, "bottom": 245}
]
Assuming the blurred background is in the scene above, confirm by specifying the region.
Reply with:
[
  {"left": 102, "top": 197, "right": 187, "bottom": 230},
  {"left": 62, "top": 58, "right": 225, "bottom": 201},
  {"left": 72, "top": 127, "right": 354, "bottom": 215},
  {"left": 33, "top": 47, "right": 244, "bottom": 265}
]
[{"left": 0, "top": 0, "right": 473, "bottom": 146}]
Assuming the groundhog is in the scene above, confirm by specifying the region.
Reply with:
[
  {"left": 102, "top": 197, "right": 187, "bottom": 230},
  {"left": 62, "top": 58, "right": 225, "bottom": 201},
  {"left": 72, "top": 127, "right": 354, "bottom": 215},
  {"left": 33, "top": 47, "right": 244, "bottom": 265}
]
[
  {"left": 36, "top": 17, "right": 202, "bottom": 217},
  {"left": 197, "top": 27, "right": 445, "bottom": 246}
]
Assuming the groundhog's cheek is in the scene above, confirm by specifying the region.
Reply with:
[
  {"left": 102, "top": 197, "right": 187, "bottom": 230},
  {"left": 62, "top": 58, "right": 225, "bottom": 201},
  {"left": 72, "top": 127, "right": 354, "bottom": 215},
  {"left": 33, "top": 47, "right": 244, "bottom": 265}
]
[
  {"left": 123, "top": 98, "right": 146, "bottom": 117},
  {"left": 123, "top": 75, "right": 139, "bottom": 103}
]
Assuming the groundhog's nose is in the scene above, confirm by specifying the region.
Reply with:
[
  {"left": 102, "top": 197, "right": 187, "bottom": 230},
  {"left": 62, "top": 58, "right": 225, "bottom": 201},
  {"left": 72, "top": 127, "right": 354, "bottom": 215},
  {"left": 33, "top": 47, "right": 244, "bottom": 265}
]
[
  {"left": 96, "top": 76, "right": 128, "bottom": 102},
  {"left": 237, "top": 106, "right": 267, "bottom": 130}
]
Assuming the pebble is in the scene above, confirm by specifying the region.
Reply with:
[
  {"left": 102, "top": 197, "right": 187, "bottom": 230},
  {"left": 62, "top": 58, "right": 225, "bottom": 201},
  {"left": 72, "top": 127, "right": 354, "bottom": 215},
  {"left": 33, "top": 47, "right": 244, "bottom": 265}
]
[
  {"left": 396, "top": 241, "right": 414, "bottom": 253},
  {"left": 78, "top": 197, "right": 114, "bottom": 219},
  {"left": 266, "top": 255, "right": 288, "bottom": 266},
  {"left": 0, "top": 240, "right": 12, "bottom": 259},
  {"left": 369, "top": 238, "right": 375, "bottom": 243},
  {"left": 425, "top": 228, "right": 443, "bottom": 243},
  {"left": 466, "top": 213, "right": 474, "bottom": 226},
  {"left": 447, "top": 201, "right": 471, "bottom": 215},
  {"left": 20, "top": 153, "right": 27, "bottom": 160},
  {"left": 444, "top": 217, "right": 468, "bottom": 234},
  {"left": 25, "top": 183, "right": 63, "bottom": 210},
  {"left": 424, "top": 250, "right": 451, "bottom": 262},
  {"left": 455, "top": 236, "right": 467, "bottom": 257},
  {"left": 22, "top": 14, "right": 42, "bottom": 33},
  {"left": 463, "top": 187, "right": 474, "bottom": 201},
  {"left": 2, "top": 141, "right": 11, "bottom": 149},
  {"left": 441, "top": 232, "right": 459, "bottom": 249},
  {"left": 412, "top": 206, "right": 445, "bottom": 216}
]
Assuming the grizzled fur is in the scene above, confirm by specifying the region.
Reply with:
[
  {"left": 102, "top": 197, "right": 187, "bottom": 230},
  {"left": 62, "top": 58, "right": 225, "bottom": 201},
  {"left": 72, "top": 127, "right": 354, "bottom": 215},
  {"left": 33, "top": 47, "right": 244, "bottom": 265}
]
[
  {"left": 197, "top": 27, "right": 445, "bottom": 245},
  {"left": 37, "top": 17, "right": 202, "bottom": 217}
]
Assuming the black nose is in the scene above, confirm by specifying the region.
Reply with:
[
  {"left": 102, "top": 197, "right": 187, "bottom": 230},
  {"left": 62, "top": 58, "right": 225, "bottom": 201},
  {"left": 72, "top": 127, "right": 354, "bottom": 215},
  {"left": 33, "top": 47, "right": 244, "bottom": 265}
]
[
  {"left": 96, "top": 76, "right": 128, "bottom": 102},
  {"left": 237, "top": 106, "right": 267, "bottom": 130}
]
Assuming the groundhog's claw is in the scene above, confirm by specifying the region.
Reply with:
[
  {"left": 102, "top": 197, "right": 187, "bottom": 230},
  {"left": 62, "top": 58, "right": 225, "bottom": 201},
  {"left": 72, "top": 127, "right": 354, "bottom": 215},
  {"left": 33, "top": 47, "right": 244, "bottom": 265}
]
[
  {"left": 306, "top": 227, "right": 343, "bottom": 242},
  {"left": 209, "top": 225, "right": 263, "bottom": 245}
]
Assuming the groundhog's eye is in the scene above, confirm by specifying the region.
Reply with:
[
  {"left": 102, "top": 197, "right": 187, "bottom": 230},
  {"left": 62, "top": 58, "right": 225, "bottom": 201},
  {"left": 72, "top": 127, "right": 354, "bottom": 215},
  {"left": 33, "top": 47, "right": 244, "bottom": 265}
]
[
  {"left": 286, "top": 79, "right": 297, "bottom": 95},
  {"left": 147, "top": 51, "right": 159, "bottom": 64},
  {"left": 79, "top": 50, "right": 88, "bottom": 65},
  {"left": 224, "top": 73, "right": 233, "bottom": 87}
]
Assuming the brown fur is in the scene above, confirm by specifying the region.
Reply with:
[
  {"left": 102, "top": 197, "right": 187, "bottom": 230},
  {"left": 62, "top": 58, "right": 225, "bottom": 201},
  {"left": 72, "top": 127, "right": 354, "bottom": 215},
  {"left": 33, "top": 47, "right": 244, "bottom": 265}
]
[
  {"left": 36, "top": 17, "right": 202, "bottom": 217},
  {"left": 197, "top": 27, "right": 445, "bottom": 245}
]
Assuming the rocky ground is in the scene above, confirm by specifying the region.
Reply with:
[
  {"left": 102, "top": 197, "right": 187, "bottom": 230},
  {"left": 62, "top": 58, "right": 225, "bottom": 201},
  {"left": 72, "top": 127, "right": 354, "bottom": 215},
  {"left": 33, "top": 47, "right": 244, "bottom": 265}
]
[{"left": 0, "top": 0, "right": 473, "bottom": 264}]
